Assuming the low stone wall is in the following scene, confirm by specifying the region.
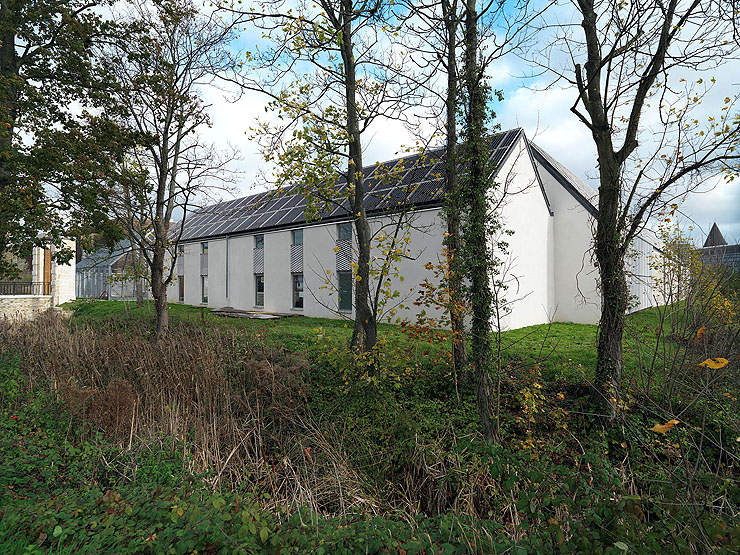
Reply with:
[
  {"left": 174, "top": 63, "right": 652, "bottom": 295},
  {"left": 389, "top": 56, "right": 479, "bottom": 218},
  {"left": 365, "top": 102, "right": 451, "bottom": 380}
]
[{"left": 0, "top": 295, "right": 53, "bottom": 320}]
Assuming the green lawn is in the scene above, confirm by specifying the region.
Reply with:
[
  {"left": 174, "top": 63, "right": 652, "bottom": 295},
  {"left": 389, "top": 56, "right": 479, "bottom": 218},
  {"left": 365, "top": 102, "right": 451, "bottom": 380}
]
[{"left": 64, "top": 299, "right": 663, "bottom": 383}]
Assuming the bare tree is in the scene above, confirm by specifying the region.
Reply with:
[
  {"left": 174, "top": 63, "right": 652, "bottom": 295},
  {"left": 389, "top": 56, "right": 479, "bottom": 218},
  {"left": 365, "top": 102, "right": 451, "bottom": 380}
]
[
  {"left": 374, "top": 0, "right": 547, "bottom": 436},
  {"left": 395, "top": 0, "right": 552, "bottom": 377},
  {"left": 226, "top": 0, "right": 421, "bottom": 353},
  {"left": 100, "top": 0, "right": 239, "bottom": 335},
  {"left": 534, "top": 0, "right": 740, "bottom": 416}
]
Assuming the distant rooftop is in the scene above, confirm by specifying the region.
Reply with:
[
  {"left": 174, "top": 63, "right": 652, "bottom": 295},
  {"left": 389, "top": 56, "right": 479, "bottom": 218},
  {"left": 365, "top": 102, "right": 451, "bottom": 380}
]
[{"left": 703, "top": 222, "right": 727, "bottom": 248}]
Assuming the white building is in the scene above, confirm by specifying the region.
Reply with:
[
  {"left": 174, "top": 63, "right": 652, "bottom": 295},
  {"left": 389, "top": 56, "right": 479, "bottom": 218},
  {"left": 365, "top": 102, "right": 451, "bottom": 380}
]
[{"left": 169, "top": 129, "right": 659, "bottom": 328}]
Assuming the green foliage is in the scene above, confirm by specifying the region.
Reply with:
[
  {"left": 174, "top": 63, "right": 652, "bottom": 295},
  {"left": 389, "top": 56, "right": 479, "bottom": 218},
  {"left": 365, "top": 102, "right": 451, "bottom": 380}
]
[
  {"left": 0, "top": 353, "right": 22, "bottom": 408},
  {"left": 15, "top": 302, "right": 737, "bottom": 552},
  {"left": 0, "top": 0, "right": 127, "bottom": 279}
]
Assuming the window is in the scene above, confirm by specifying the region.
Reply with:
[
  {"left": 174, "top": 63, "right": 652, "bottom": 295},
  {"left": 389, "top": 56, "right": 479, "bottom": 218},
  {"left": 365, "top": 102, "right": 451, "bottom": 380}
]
[
  {"left": 337, "top": 222, "right": 352, "bottom": 241},
  {"left": 255, "top": 274, "right": 264, "bottom": 306},
  {"left": 200, "top": 242, "right": 208, "bottom": 276},
  {"left": 292, "top": 273, "right": 304, "bottom": 309},
  {"left": 201, "top": 275, "right": 208, "bottom": 304},
  {"left": 177, "top": 245, "right": 185, "bottom": 301},
  {"left": 254, "top": 235, "right": 264, "bottom": 249},
  {"left": 291, "top": 229, "right": 303, "bottom": 245},
  {"left": 338, "top": 271, "right": 352, "bottom": 312},
  {"left": 225, "top": 237, "right": 230, "bottom": 299}
]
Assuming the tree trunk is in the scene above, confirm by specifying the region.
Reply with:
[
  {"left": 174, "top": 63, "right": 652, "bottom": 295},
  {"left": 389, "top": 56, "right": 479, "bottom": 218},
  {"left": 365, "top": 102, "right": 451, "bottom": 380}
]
[
  {"left": 340, "top": 0, "right": 377, "bottom": 353},
  {"left": 135, "top": 278, "right": 144, "bottom": 307},
  {"left": 151, "top": 245, "right": 168, "bottom": 336},
  {"left": 443, "top": 0, "right": 467, "bottom": 374},
  {"left": 593, "top": 158, "right": 627, "bottom": 418},
  {"left": 134, "top": 248, "right": 144, "bottom": 307},
  {"left": 463, "top": 0, "right": 496, "bottom": 440}
]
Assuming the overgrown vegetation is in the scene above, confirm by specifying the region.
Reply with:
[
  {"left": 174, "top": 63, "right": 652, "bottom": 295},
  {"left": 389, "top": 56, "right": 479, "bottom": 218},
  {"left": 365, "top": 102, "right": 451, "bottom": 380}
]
[{"left": 1, "top": 276, "right": 739, "bottom": 552}]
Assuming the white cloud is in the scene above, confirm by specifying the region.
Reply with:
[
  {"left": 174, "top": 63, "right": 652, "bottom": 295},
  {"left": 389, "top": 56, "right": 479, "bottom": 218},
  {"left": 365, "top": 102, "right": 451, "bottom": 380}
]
[{"left": 496, "top": 82, "right": 740, "bottom": 245}]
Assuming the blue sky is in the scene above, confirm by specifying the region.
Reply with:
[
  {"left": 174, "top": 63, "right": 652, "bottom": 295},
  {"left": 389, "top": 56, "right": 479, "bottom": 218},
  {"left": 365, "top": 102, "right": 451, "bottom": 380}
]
[{"left": 200, "top": 1, "right": 740, "bottom": 247}]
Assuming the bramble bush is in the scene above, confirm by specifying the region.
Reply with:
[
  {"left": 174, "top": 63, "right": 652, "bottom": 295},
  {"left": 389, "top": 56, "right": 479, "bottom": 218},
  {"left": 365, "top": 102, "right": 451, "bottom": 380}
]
[{"left": 2, "top": 306, "right": 740, "bottom": 553}]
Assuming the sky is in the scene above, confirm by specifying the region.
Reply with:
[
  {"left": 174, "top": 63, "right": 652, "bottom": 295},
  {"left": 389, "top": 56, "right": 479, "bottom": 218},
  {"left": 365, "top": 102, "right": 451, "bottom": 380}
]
[{"left": 196, "top": 2, "right": 740, "bottom": 248}]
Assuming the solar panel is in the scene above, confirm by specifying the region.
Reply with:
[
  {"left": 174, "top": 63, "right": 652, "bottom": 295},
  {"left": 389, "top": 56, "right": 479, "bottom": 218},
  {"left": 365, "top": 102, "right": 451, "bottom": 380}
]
[{"left": 176, "top": 128, "right": 523, "bottom": 241}]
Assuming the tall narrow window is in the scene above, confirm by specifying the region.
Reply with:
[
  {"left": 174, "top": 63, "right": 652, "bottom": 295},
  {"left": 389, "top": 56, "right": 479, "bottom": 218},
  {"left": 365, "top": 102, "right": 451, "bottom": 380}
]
[
  {"left": 255, "top": 274, "right": 264, "bottom": 307},
  {"left": 338, "top": 271, "right": 352, "bottom": 312},
  {"left": 225, "top": 236, "right": 230, "bottom": 299},
  {"left": 201, "top": 275, "right": 208, "bottom": 304},
  {"left": 336, "top": 223, "right": 352, "bottom": 275},
  {"left": 290, "top": 229, "right": 303, "bottom": 275},
  {"left": 177, "top": 244, "right": 185, "bottom": 302},
  {"left": 200, "top": 242, "right": 208, "bottom": 277},
  {"left": 292, "top": 273, "right": 304, "bottom": 309},
  {"left": 337, "top": 222, "right": 352, "bottom": 241},
  {"left": 254, "top": 235, "right": 264, "bottom": 249}
]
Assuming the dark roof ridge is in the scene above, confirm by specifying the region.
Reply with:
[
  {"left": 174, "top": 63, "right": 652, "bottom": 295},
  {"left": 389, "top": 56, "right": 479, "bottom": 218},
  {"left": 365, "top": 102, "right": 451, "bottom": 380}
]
[{"left": 528, "top": 141, "right": 598, "bottom": 217}]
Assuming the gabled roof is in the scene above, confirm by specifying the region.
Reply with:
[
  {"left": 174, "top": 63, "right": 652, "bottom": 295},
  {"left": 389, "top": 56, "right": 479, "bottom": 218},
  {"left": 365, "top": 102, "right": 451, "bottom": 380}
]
[
  {"left": 528, "top": 142, "right": 598, "bottom": 217},
  {"left": 77, "top": 239, "right": 132, "bottom": 270},
  {"left": 527, "top": 145, "right": 667, "bottom": 251},
  {"left": 703, "top": 223, "right": 727, "bottom": 247},
  {"left": 178, "top": 128, "right": 528, "bottom": 242}
]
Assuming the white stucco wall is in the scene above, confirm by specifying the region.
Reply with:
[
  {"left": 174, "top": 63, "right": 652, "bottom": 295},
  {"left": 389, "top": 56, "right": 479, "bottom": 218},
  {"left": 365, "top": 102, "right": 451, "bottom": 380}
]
[
  {"left": 536, "top": 161, "right": 601, "bottom": 324},
  {"left": 171, "top": 208, "right": 449, "bottom": 322},
  {"left": 626, "top": 234, "right": 660, "bottom": 312},
  {"left": 493, "top": 137, "right": 554, "bottom": 330},
  {"left": 172, "top": 136, "right": 669, "bottom": 330},
  {"left": 52, "top": 240, "right": 76, "bottom": 306},
  {"left": 536, "top": 156, "right": 661, "bottom": 324}
]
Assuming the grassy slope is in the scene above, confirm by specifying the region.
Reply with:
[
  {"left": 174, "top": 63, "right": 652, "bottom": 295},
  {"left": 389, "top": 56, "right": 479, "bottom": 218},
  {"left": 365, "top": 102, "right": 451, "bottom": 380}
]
[
  {"left": 64, "top": 299, "right": 661, "bottom": 381},
  {"left": 5, "top": 301, "right": 735, "bottom": 553}
]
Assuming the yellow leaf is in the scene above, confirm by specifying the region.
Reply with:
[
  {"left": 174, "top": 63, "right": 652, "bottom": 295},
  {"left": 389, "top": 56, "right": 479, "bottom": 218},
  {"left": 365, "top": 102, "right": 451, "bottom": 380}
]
[
  {"left": 698, "top": 358, "right": 729, "bottom": 370},
  {"left": 650, "top": 419, "right": 680, "bottom": 434}
]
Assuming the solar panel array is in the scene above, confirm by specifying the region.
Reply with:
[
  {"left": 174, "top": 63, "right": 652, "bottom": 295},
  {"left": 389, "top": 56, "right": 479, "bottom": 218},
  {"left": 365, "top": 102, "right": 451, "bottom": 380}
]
[{"left": 178, "top": 128, "right": 522, "bottom": 242}]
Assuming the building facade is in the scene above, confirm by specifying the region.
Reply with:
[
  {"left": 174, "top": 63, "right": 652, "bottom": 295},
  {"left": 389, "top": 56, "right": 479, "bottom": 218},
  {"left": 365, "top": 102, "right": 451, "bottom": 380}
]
[
  {"left": 0, "top": 240, "right": 76, "bottom": 319},
  {"left": 169, "top": 129, "right": 660, "bottom": 328},
  {"left": 701, "top": 223, "right": 740, "bottom": 272},
  {"left": 76, "top": 239, "right": 152, "bottom": 300}
]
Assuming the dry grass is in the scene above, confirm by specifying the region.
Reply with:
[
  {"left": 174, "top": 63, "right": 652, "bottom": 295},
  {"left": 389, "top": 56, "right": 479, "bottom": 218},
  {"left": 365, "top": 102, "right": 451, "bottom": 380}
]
[{"left": 0, "top": 314, "right": 383, "bottom": 516}]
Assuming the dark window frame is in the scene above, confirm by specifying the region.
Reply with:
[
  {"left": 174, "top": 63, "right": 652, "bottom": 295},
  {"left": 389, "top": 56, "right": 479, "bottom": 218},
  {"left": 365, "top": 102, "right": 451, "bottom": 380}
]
[
  {"left": 255, "top": 274, "right": 265, "bottom": 307},
  {"left": 201, "top": 274, "right": 208, "bottom": 304},
  {"left": 292, "top": 273, "right": 304, "bottom": 309},
  {"left": 338, "top": 271, "right": 352, "bottom": 312}
]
